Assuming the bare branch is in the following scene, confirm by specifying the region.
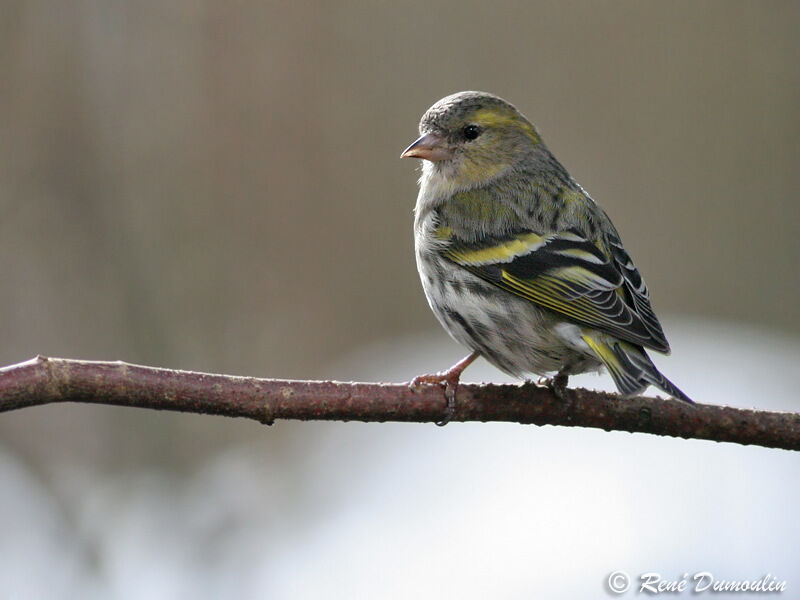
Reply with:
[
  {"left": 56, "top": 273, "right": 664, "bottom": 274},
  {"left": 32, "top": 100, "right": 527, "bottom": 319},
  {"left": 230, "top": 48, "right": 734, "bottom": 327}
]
[{"left": 1, "top": 356, "right": 797, "bottom": 451}]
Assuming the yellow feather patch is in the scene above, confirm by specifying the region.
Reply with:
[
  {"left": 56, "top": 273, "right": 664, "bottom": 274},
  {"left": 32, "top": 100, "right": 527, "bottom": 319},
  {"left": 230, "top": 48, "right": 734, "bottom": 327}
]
[
  {"left": 499, "top": 271, "right": 613, "bottom": 326},
  {"left": 471, "top": 109, "right": 540, "bottom": 142},
  {"left": 448, "top": 232, "right": 548, "bottom": 265},
  {"left": 582, "top": 334, "right": 615, "bottom": 363},
  {"left": 556, "top": 265, "right": 616, "bottom": 288},
  {"left": 581, "top": 334, "right": 624, "bottom": 378},
  {"left": 434, "top": 225, "right": 453, "bottom": 240},
  {"left": 471, "top": 109, "right": 518, "bottom": 128},
  {"left": 458, "top": 159, "right": 509, "bottom": 182},
  {"left": 500, "top": 272, "right": 583, "bottom": 318},
  {"left": 560, "top": 189, "right": 585, "bottom": 205}
]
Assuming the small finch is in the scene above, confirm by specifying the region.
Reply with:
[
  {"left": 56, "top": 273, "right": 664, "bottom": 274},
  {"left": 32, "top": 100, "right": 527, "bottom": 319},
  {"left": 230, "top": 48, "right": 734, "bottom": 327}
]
[{"left": 402, "top": 91, "right": 691, "bottom": 422}]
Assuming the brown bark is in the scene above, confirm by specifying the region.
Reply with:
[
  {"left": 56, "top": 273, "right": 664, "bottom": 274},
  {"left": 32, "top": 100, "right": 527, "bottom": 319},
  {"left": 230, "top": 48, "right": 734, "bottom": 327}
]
[{"left": 1, "top": 356, "right": 797, "bottom": 451}]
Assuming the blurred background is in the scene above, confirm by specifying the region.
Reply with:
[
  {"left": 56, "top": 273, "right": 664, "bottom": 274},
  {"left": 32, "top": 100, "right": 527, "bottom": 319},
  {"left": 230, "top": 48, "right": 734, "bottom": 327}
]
[{"left": 1, "top": 1, "right": 798, "bottom": 598}]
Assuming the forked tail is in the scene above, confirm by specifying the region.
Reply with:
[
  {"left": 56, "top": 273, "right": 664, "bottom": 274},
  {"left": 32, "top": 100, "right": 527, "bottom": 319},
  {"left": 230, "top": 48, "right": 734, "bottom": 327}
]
[{"left": 582, "top": 335, "right": 693, "bottom": 403}]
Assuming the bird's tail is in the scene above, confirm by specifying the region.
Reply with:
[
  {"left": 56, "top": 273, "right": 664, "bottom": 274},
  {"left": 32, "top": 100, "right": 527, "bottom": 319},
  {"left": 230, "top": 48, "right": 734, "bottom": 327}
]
[{"left": 582, "top": 334, "right": 693, "bottom": 403}]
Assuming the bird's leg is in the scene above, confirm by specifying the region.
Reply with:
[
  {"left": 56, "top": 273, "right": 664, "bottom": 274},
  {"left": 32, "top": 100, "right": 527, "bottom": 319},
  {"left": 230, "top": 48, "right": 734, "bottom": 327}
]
[
  {"left": 537, "top": 371, "right": 570, "bottom": 401},
  {"left": 549, "top": 371, "right": 569, "bottom": 401},
  {"left": 410, "top": 351, "right": 480, "bottom": 426}
]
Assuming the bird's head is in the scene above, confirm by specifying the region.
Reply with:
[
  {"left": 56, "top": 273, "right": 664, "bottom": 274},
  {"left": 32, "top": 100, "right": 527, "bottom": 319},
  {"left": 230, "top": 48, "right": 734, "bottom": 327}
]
[{"left": 401, "top": 91, "right": 540, "bottom": 187}]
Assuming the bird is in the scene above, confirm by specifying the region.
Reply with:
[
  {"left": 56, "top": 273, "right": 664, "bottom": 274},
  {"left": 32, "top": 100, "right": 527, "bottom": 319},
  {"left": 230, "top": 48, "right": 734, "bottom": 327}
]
[{"left": 401, "top": 91, "right": 692, "bottom": 424}]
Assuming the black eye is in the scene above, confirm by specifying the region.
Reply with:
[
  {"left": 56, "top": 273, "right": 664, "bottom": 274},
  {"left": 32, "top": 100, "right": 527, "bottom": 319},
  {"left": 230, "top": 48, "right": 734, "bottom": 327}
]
[{"left": 462, "top": 124, "right": 480, "bottom": 141}]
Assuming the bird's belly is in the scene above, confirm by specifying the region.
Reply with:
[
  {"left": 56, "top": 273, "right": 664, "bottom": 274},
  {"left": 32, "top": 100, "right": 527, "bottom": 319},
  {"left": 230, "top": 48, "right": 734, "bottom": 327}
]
[{"left": 416, "top": 250, "right": 598, "bottom": 378}]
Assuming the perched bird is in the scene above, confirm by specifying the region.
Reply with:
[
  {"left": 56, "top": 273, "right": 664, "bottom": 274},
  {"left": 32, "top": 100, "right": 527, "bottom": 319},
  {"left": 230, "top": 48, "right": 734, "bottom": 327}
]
[{"left": 401, "top": 91, "right": 691, "bottom": 422}]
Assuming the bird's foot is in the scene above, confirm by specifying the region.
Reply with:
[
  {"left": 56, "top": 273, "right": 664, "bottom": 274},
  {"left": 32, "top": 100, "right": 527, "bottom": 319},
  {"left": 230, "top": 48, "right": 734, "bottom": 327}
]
[
  {"left": 537, "top": 373, "right": 570, "bottom": 402},
  {"left": 410, "top": 351, "right": 479, "bottom": 426},
  {"left": 410, "top": 371, "right": 460, "bottom": 426}
]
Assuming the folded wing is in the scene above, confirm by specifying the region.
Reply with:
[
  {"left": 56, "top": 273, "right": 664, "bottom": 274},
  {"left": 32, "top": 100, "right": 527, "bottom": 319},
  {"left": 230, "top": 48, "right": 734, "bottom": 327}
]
[{"left": 442, "top": 227, "right": 671, "bottom": 353}]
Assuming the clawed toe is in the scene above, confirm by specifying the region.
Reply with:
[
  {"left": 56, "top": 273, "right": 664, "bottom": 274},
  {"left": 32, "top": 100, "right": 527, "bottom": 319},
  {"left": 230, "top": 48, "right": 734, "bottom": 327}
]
[
  {"left": 409, "top": 352, "right": 479, "bottom": 426},
  {"left": 408, "top": 371, "right": 458, "bottom": 426},
  {"left": 409, "top": 372, "right": 448, "bottom": 391}
]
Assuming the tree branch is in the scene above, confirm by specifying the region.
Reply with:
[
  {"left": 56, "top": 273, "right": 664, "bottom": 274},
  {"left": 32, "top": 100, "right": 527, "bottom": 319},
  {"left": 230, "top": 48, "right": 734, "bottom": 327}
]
[{"left": 1, "top": 356, "right": 797, "bottom": 451}]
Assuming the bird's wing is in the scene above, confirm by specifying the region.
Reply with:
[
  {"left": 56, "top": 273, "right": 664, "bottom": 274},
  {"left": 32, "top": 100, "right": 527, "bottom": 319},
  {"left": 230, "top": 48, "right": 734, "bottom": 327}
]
[{"left": 440, "top": 227, "right": 671, "bottom": 353}]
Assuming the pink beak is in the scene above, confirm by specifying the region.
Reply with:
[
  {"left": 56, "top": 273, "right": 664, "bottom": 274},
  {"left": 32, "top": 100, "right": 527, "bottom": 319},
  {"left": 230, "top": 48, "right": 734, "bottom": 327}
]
[{"left": 400, "top": 133, "right": 451, "bottom": 162}]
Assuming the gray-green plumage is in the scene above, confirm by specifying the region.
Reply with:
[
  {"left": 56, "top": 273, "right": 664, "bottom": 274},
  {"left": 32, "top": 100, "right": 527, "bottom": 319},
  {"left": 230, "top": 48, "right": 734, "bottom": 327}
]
[{"left": 405, "top": 91, "right": 691, "bottom": 402}]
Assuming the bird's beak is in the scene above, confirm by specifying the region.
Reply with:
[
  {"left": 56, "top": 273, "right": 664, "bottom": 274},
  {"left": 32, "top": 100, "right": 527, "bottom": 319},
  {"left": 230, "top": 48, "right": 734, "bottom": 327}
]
[{"left": 400, "top": 133, "right": 450, "bottom": 162}]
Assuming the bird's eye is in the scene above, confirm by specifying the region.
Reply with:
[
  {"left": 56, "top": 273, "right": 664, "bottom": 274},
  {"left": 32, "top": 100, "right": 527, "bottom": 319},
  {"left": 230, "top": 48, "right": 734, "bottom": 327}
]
[{"left": 463, "top": 125, "right": 481, "bottom": 141}]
